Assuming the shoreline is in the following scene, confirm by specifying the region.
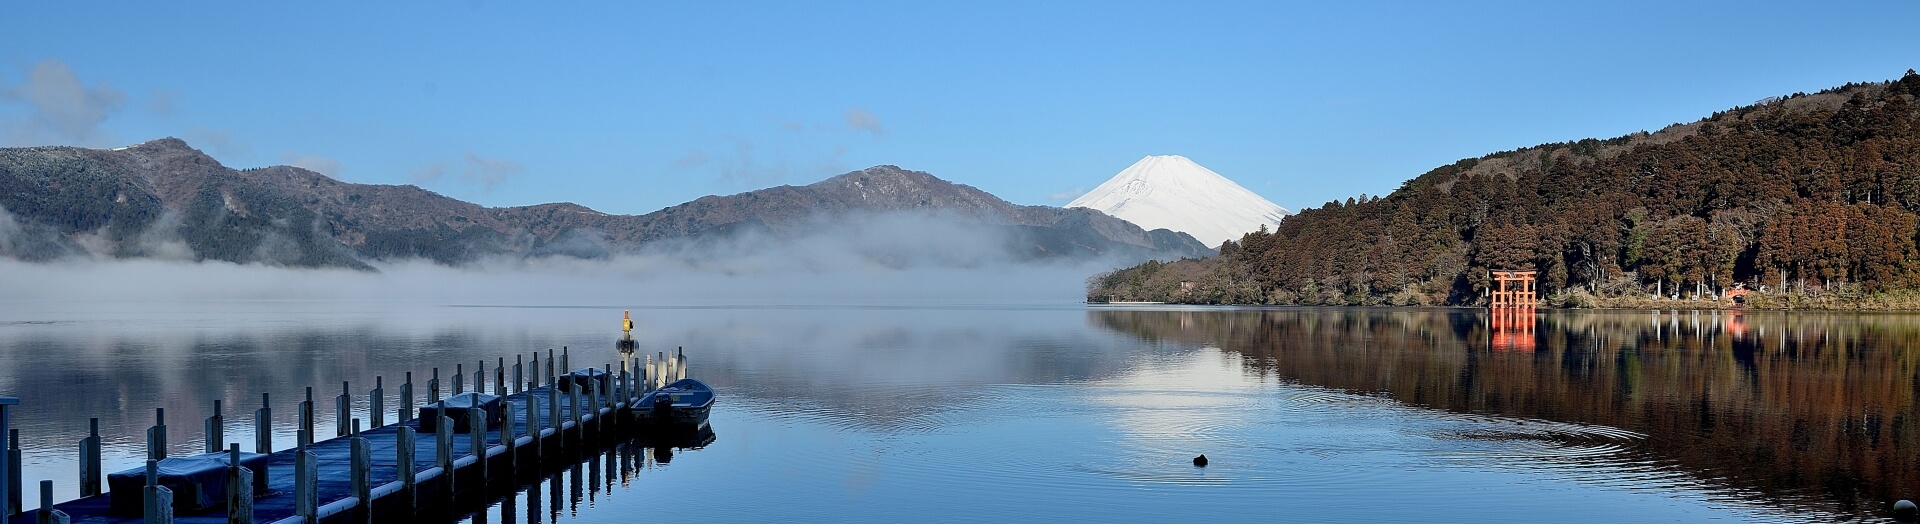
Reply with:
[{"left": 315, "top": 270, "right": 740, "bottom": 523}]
[{"left": 1081, "top": 291, "right": 1920, "bottom": 312}]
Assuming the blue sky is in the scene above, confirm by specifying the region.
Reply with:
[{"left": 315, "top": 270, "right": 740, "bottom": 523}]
[{"left": 3, "top": 1, "right": 1917, "bottom": 215}]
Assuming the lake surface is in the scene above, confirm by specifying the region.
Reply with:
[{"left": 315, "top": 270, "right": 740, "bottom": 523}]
[{"left": 0, "top": 301, "right": 1914, "bottom": 522}]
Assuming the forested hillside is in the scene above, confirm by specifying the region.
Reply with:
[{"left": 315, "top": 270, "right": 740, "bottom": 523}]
[{"left": 1090, "top": 71, "right": 1920, "bottom": 306}]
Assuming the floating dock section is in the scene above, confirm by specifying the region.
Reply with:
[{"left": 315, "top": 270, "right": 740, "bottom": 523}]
[{"left": 1, "top": 347, "right": 697, "bottom": 524}]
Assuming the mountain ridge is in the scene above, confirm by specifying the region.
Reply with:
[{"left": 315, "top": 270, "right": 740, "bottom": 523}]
[{"left": 0, "top": 140, "right": 1213, "bottom": 268}]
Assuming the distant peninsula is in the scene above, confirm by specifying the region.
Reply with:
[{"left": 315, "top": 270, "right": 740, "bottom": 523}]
[{"left": 1090, "top": 70, "right": 1920, "bottom": 310}]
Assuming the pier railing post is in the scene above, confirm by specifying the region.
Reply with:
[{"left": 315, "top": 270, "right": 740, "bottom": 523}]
[
  {"left": 468, "top": 408, "right": 487, "bottom": 486},
  {"left": 295, "top": 431, "right": 316, "bottom": 524},
  {"left": 401, "top": 372, "right": 415, "bottom": 423},
  {"left": 226, "top": 444, "right": 252, "bottom": 524},
  {"left": 206, "top": 399, "right": 224, "bottom": 454},
  {"left": 350, "top": 425, "right": 370, "bottom": 524},
  {"left": 148, "top": 408, "right": 167, "bottom": 461},
  {"left": 337, "top": 381, "right": 352, "bottom": 437},
  {"left": 143, "top": 459, "right": 173, "bottom": 524},
  {"left": 254, "top": 394, "right": 272, "bottom": 455},
  {"left": 79, "top": 418, "right": 101, "bottom": 497},
  {"left": 371, "top": 376, "right": 385, "bottom": 429}
]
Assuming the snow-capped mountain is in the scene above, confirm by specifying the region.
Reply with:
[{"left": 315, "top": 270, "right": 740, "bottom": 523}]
[{"left": 1066, "top": 155, "right": 1290, "bottom": 248}]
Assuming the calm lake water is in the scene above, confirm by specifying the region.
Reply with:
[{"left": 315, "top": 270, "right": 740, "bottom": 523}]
[{"left": 1, "top": 301, "right": 1915, "bottom": 522}]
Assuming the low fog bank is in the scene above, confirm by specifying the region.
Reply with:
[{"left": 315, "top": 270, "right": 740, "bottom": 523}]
[{"left": 0, "top": 211, "right": 1134, "bottom": 304}]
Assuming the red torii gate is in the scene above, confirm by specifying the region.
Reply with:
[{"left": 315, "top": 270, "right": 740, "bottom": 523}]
[
  {"left": 1488, "top": 269, "right": 1537, "bottom": 352},
  {"left": 1489, "top": 269, "right": 1538, "bottom": 308}
]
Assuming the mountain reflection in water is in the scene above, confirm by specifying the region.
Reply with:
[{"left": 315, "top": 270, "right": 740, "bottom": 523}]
[{"left": 1093, "top": 307, "right": 1920, "bottom": 519}]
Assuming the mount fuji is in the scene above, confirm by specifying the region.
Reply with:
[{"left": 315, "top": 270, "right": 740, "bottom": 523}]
[{"left": 1066, "top": 155, "right": 1290, "bottom": 248}]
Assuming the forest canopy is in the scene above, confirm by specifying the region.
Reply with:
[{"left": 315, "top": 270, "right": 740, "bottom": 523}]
[{"left": 1090, "top": 71, "right": 1920, "bottom": 306}]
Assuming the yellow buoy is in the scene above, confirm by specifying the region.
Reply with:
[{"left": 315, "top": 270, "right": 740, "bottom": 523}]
[{"left": 623, "top": 310, "right": 634, "bottom": 333}]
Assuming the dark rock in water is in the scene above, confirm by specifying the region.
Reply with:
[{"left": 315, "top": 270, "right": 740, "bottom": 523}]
[
  {"left": 1895, "top": 499, "right": 1917, "bottom": 523},
  {"left": 1193, "top": 454, "right": 1208, "bottom": 467}
]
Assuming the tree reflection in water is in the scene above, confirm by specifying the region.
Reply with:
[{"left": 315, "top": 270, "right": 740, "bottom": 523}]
[{"left": 1093, "top": 307, "right": 1920, "bottom": 519}]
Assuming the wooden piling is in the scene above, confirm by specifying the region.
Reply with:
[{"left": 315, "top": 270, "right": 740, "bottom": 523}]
[
  {"left": 617, "top": 360, "right": 628, "bottom": 403},
  {"left": 7, "top": 429, "right": 19, "bottom": 516},
  {"left": 496, "top": 357, "right": 507, "bottom": 397},
  {"left": 77, "top": 419, "right": 100, "bottom": 497},
  {"left": 147, "top": 408, "right": 167, "bottom": 461},
  {"left": 546, "top": 348, "right": 557, "bottom": 389},
  {"left": 294, "top": 431, "right": 316, "bottom": 524},
  {"left": 570, "top": 382, "right": 583, "bottom": 427},
  {"left": 429, "top": 368, "right": 441, "bottom": 404},
  {"left": 371, "top": 376, "right": 386, "bottom": 429},
  {"left": 143, "top": 460, "right": 172, "bottom": 524},
  {"left": 401, "top": 372, "right": 415, "bottom": 423},
  {"left": 435, "top": 416, "right": 455, "bottom": 499},
  {"left": 501, "top": 401, "right": 517, "bottom": 477},
  {"left": 583, "top": 378, "right": 597, "bottom": 437},
  {"left": 255, "top": 394, "right": 272, "bottom": 455},
  {"left": 530, "top": 352, "right": 541, "bottom": 389},
  {"left": 226, "top": 444, "right": 252, "bottom": 524},
  {"left": 37, "top": 479, "right": 68, "bottom": 524},
  {"left": 467, "top": 408, "right": 487, "bottom": 486},
  {"left": 349, "top": 428, "right": 370, "bottom": 524},
  {"left": 336, "top": 381, "right": 351, "bottom": 437},
  {"left": 546, "top": 388, "right": 560, "bottom": 446},
  {"left": 515, "top": 355, "right": 525, "bottom": 394},
  {"left": 206, "top": 399, "right": 224, "bottom": 454},
  {"left": 395, "top": 424, "right": 416, "bottom": 508},
  {"left": 453, "top": 364, "right": 465, "bottom": 396},
  {"left": 524, "top": 389, "right": 541, "bottom": 465},
  {"left": 561, "top": 347, "right": 570, "bottom": 380},
  {"left": 474, "top": 361, "right": 485, "bottom": 397},
  {"left": 297, "top": 396, "right": 313, "bottom": 449}
]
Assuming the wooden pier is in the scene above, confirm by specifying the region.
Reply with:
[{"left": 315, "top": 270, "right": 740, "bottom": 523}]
[{"left": 1, "top": 347, "right": 698, "bottom": 524}]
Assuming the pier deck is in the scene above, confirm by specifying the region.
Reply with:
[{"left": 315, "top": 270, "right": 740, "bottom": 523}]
[{"left": 3, "top": 349, "right": 695, "bottom": 524}]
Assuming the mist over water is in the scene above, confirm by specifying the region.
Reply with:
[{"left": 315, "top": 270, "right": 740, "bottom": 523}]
[{"left": 0, "top": 210, "right": 1133, "bottom": 304}]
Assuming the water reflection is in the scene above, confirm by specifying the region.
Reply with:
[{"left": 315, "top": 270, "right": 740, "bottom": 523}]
[
  {"left": 1091, "top": 307, "right": 1920, "bottom": 519},
  {"left": 461, "top": 427, "right": 716, "bottom": 524}
]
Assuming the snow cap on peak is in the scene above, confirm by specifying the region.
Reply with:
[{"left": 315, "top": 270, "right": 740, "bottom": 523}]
[{"left": 1067, "top": 155, "right": 1289, "bottom": 247}]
